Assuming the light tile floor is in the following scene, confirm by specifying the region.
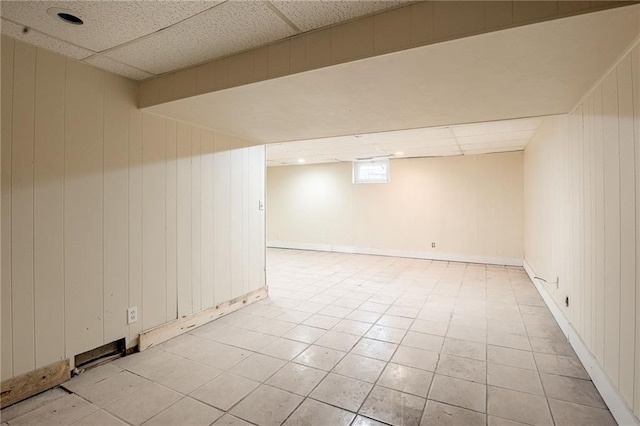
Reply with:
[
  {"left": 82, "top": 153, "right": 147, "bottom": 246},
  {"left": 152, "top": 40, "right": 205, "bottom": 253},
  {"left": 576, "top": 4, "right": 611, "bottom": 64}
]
[{"left": 1, "top": 249, "right": 617, "bottom": 426}]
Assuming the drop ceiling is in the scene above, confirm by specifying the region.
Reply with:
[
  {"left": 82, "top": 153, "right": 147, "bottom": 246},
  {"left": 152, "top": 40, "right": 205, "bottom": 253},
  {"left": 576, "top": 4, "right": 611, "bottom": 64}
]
[
  {"left": 0, "top": 0, "right": 407, "bottom": 80},
  {"left": 148, "top": 5, "right": 640, "bottom": 144},
  {"left": 266, "top": 116, "right": 543, "bottom": 166}
]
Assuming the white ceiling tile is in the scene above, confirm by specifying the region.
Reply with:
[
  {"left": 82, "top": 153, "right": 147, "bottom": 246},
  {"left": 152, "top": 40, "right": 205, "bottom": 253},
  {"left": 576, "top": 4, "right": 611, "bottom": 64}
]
[
  {"left": 271, "top": 0, "right": 408, "bottom": 32},
  {"left": 402, "top": 146, "right": 462, "bottom": 157},
  {"left": 372, "top": 137, "right": 458, "bottom": 151},
  {"left": 456, "top": 130, "right": 536, "bottom": 145},
  {"left": 360, "top": 126, "right": 454, "bottom": 145},
  {"left": 458, "top": 140, "right": 529, "bottom": 150},
  {"left": 105, "top": 2, "right": 296, "bottom": 75},
  {"left": 84, "top": 55, "right": 154, "bottom": 81},
  {"left": 462, "top": 147, "right": 524, "bottom": 155},
  {"left": 452, "top": 117, "right": 543, "bottom": 137},
  {"left": 1, "top": 18, "right": 93, "bottom": 60},
  {"left": 0, "top": 1, "right": 220, "bottom": 52}
]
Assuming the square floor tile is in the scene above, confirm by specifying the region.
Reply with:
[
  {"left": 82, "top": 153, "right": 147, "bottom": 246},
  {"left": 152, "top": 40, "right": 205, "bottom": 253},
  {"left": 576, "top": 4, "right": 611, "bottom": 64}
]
[
  {"left": 9, "top": 395, "right": 98, "bottom": 426},
  {"left": 303, "top": 314, "right": 342, "bottom": 329},
  {"left": 386, "top": 306, "right": 419, "bottom": 318},
  {"left": 230, "top": 385, "right": 303, "bottom": 426},
  {"left": 377, "top": 363, "right": 433, "bottom": 397},
  {"left": 364, "top": 325, "right": 407, "bottom": 344},
  {"left": 319, "top": 305, "right": 353, "bottom": 318},
  {"left": 548, "top": 398, "right": 616, "bottom": 426},
  {"left": 437, "top": 353, "right": 487, "bottom": 384},
  {"left": 276, "top": 310, "right": 312, "bottom": 324},
  {"left": 401, "top": 331, "right": 444, "bottom": 352},
  {"left": 70, "top": 370, "right": 150, "bottom": 407},
  {"left": 293, "top": 345, "right": 346, "bottom": 371},
  {"left": 529, "top": 336, "right": 575, "bottom": 357},
  {"left": 255, "top": 319, "right": 298, "bottom": 337},
  {"left": 391, "top": 346, "right": 439, "bottom": 371},
  {"left": 540, "top": 373, "right": 605, "bottom": 408},
  {"left": 332, "top": 353, "right": 386, "bottom": 383},
  {"left": 534, "top": 353, "right": 589, "bottom": 379},
  {"left": 229, "top": 353, "right": 286, "bottom": 382},
  {"left": 73, "top": 409, "right": 128, "bottom": 425},
  {"left": 315, "top": 330, "right": 360, "bottom": 352},
  {"left": 410, "top": 319, "right": 449, "bottom": 336},
  {"left": 376, "top": 314, "right": 413, "bottom": 329},
  {"left": 332, "top": 319, "right": 372, "bottom": 336},
  {"left": 143, "top": 397, "right": 223, "bottom": 426},
  {"left": 310, "top": 373, "right": 373, "bottom": 412},
  {"left": 359, "top": 385, "right": 425, "bottom": 425},
  {"left": 359, "top": 302, "right": 390, "bottom": 314},
  {"left": 447, "top": 325, "right": 487, "bottom": 344},
  {"left": 265, "top": 362, "right": 327, "bottom": 396},
  {"left": 351, "top": 338, "right": 397, "bottom": 361},
  {"left": 105, "top": 383, "right": 181, "bottom": 425},
  {"left": 282, "top": 325, "right": 326, "bottom": 344},
  {"left": 258, "top": 337, "right": 310, "bottom": 360},
  {"left": 283, "top": 398, "right": 355, "bottom": 426},
  {"left": 487, "top": 345, "right": 535, "bottom": 370},
  {"left": 0, "top": 387, "right": 70, "bottom": 423},
  {"left": 154, "top": 359, "right": 222, "bottom": 394},
  {"left": 421, "top": 400, "right": 486, "bottom": 426},
  {"left": 487, "top": 332, "right": 531, "bottom": 351},
  {"left": 442, "top": 338, "right": 486, "bottom": 361},
  {"left": 429, "top": 374, "right": 486, "bottom": 413},
  {"left": 487, "top": 363, "right": 543, "bottom": 395},
  {"left": 190, "top": 372, "right": 259, "bottom": 411},
  {"left": 346, "top": 309, "right": 381, "bottom": 323},
  {"left": 487, "top": 386, "right": 552, "bottom": 425},
  {"left": 487, "top": 415, "right": 529, "bottom": 426}
]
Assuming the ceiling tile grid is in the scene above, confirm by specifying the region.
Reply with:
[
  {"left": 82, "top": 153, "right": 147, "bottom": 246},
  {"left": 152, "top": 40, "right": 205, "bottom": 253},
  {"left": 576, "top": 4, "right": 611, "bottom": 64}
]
[{"left": 266, "top": 117, "right": 544, "bottom": 166}]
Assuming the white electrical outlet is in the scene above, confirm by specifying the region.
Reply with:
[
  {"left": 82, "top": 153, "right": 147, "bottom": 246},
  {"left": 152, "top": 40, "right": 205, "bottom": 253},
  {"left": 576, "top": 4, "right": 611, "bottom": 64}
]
[{"left": 127, "top": 306, "right": 138, "bottom": 324}]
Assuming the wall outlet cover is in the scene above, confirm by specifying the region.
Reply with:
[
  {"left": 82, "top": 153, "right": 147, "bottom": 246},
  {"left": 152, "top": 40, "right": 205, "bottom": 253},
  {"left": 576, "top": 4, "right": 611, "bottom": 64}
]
[{"left": 127, "top": 307, "right": 138, "bottom": 324}]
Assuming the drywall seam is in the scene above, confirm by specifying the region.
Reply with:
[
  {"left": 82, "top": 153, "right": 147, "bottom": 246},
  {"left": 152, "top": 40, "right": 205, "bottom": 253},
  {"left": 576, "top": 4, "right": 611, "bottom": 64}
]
[
  {"left": 267, "top": 241, "right": 523, "bottom": 267},
  {"left": 524, "top": 259, "right": 640, "bottom": 426}
]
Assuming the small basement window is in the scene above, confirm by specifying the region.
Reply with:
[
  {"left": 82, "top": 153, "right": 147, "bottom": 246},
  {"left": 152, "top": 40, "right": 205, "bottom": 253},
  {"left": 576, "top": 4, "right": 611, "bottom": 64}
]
[{"left": 353, "top": 159, "right": 389, "bottom": 184}]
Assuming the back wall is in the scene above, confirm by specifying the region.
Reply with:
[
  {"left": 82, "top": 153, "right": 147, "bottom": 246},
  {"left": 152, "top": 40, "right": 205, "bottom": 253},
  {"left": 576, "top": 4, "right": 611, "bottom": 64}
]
[{"left": 267, "top": 151, "right": 523, "bottom": 265}]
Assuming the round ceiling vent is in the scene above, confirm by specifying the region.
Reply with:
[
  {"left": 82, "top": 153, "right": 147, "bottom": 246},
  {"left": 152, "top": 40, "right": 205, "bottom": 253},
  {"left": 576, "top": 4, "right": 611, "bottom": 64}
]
[{"left": 47, "top": 7, "right": 84, "bottom": 25}]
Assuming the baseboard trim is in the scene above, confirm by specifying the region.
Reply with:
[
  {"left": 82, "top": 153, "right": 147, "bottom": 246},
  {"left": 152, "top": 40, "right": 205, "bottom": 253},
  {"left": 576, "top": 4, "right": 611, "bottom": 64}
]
[
  {"left": 0, "top": 359, "right": 70, "bottom": 408},
  {"left": 138, "top": 286, "right": 268, "bottom": 352},
  {"left": 523, "top": 260, "right": 639, "bottom": 426},
  {"left": 267, "top": 241, "right": 523, "bottom": 267}
]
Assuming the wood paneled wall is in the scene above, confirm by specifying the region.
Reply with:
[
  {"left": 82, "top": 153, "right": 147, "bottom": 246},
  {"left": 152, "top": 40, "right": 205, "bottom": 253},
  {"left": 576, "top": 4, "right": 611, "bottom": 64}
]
[
  {"left": 0, "top": 36, "right": 266, "bottom": 380},
  {"left": 524, "top": 41, "right": 640, "bottom": 417}
]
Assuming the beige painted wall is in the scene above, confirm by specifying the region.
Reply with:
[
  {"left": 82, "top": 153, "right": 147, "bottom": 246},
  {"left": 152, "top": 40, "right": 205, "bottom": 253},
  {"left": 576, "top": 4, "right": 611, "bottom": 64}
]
[
  {"left": 524, "top": 41, "right": 640, "bottom": 417},
  {"left": 267, "top": 152, "right": 524, "bottom": 264},
  {"left": 0, "top": 36, "right": 266, "bottom": 381}
]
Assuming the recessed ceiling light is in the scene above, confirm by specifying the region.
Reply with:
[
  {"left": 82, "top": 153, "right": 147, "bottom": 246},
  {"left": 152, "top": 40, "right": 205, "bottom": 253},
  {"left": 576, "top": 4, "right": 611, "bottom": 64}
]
[
  {"left": 297, "top": 158, "right": 305, "bottom": 164},
  {"left": 47, "top": 8, "right": 84, "bottom": 26},
  {"left": 395, "top": 151, "right": 404, "bottom": 156}
]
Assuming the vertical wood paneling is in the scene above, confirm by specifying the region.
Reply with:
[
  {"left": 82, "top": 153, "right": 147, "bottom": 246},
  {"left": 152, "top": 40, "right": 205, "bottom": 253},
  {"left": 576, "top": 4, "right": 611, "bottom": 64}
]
[
  {"left": 166, "top": 120, "right": 178, "bottom": 322},
  {"left": 64, "top": 61, "right": 104, "bottom": 358},
  {"left": 632, "top": 42, "right": 640, "bottom": 417},
  {"left": 103, "top": 74, "right": 133, "bottom": 344},
  {"left": 200, "top": 130, "right": 214, "bottom": 309},
  {"left": 526, "top": 44, "right": 640, "bottom": 419},
  {"left": 128, "top": 110, "right": 143, "bottom": 345},
  {"left": 1, "top": 35, "right": 266, "bottom": 379},
  {"left": 141, "top": 114, "right": 166, "bottom": 329},
  {"left": 602, "top": 71, "right": 621, "bottom": 386},
  {"left": 1, "top": 36, "right": 15, "bottom": 380},
  {"left": 177, "top": 123, "right": 192, "bottom": 317},
  {"left": 593, "top": 85, "right": 606, "bottom": 365},
  {"left": 230, "top": 145, "right": 244, "bottom": 298},
  {"left": 249, "top": 146, "right": 265, "bottom": 291},
  {"left": 11, "top": 41, "right": 36, "bottom": 376},
  {"left": 191, "top": 128, "right": 202, "bottom": 312},
  {"left": 242, "top": 145, "right": 250, "bottom": 295},
  {"left": 33, "top": 49, "right": 65, "bottom": 367},
  {"left": 617, "top": 56, "right": 636, "bottom": 406},
  {"left": 213, "top": 135, "right": 231, "bottom": 304}
]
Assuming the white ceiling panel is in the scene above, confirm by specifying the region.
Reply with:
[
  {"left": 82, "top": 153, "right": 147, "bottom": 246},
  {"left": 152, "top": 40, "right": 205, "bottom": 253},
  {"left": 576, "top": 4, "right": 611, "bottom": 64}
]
[
  {"left": 359, "top": 126, "right": 454, "bottom": 145},
  {"left": 456, "top": 130, "right": 536, "bottom": 145},
  {"left": 105, "top": 1, "right": 296, "bottom": 75},
  {"left": 271, "top": 0, "right": 407, "bottom": 32},
  {"left": 84, "top": 55, "right": 154, "bottom": 81},
  {"left": 452, "top": 117, "right": 543, "bottom": 137},
  {"left": 0, "top": 1, "right": 220, "bottom": 52},
  {"left": 1, "top": 17, "right": 93, "bottom": 60},
  {"left": 372, "top": 138, "right": 459, "bottom": 151},
  {"left": 461, "top": 147, "right": 524, "bottom": 155}
]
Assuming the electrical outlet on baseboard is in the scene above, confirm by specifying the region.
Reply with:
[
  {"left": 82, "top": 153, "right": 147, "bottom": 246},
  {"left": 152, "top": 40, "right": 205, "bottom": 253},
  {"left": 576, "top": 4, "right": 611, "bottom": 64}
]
[{"left": 127, "top": 307, "right": 138, "bottom": 324}]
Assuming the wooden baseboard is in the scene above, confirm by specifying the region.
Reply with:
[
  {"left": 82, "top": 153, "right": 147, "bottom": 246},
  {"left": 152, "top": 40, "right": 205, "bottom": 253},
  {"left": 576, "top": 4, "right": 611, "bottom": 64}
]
[
  {"left": 0, "top": 359, "right": 70, "bottom": 408},
  {"left": 138, "top": 286, "right": 268, "bottom": 352}
]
